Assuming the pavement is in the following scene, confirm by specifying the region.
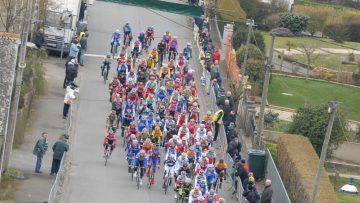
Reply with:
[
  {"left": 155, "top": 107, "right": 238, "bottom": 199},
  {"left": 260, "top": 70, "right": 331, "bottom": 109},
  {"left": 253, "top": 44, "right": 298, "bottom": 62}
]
[
  {"left": 275, "top": 48, "right": 360, "bottom": 55},
  {"left": 65, "top": 1, "right": 236, "bottom": 203},
  {"left": 9, "top": 59, "right": 69, "bottom": 203}
]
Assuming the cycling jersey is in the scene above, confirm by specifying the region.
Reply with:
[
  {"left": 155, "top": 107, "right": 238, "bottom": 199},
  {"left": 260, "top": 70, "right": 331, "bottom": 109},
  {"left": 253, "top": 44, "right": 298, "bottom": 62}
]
[{"left": 215, "top": 162, "right": 227, "bottom": 171}]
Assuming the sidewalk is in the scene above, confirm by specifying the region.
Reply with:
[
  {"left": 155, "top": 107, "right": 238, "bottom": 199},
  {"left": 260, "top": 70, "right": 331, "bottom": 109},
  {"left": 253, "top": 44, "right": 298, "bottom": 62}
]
[
  {"left": 9, "top": 59, "right": 67, "bottom": 203},
  {"left": 275, "top": 48, "right": 360, "bottom": 55}
]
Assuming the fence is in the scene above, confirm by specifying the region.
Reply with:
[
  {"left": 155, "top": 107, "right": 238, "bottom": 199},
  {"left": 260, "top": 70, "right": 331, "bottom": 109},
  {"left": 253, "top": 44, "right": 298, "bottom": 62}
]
[
  {"left": 48, "top": 106, "right": 72, "bottom": 203},
  {"left": 265, "top": 149, "right": 291, "bottom": 203}
]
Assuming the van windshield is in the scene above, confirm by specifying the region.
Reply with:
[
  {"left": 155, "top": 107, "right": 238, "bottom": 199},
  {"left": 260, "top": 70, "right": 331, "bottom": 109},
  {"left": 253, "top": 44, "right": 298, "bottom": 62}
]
[{"left": 45, "top": 11, "right": 72, "bottom": 29}]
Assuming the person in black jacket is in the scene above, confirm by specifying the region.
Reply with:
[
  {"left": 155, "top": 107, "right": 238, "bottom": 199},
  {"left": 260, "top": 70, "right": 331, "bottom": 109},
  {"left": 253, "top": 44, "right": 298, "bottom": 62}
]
[
  {"left": 63, "top": 59, "right": 78, "bottom": 88},
  {"left": 233, "top": 162, "right": 248, "bottom": 194},
  {"left": 227, "top": 137, "right": 242, "bottom": 158},
  {"left": 34, "top": 28, "right": 45, "bottom": 49}
]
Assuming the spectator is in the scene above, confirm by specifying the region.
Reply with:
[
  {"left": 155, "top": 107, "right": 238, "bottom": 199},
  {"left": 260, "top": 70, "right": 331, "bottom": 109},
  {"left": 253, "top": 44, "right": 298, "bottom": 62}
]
[
  {"left": 68, "top": 39, "right": 80, "bottom": 63},
  {"left": 225, "top": 122, "right": 237, "bottom": 143},
  {"left": 212, "top": 48, "right": 221, "bottom": 64},
  {"left": 79, "top": 33, "right": 88, "bottom": 66},
  {"left": 33, "top": 132, "right": 48, "bottom": 173},
  {"left": 224, "top": 111, "right": 236, "bottom": 130},
  {"left": 63, "top": 59, "right": 78, "bottom": 88},
  {"left": 63, "top": 82, "right": 79, "bottom": 119},
  {"left": 34, "top": 28, "right": 45, "bottom": 49},
  {"left": 234, "top": 152, "right": 242, "bottom": 164},
  {"left": 223, "top": 100, "right": 232, "bottom": 118},
  {"left": 234, "top": 162, "right": 247, "bottom": 194},
  {"left": 227, "top": 137, "right": 242, "bottom": 158},
  {"left": 212, "top": 79, "right": 220, "bottom": 98},
  {"left": 216, "top": 91, "right": 232, "bottom": 107},
  {"left": 50, "top": 134, "right": 69, "bottom": 175},
  {"left": 260, "top": 179, "right": 273, "bottom": 203},
  {"left": 212, "top": 107, "right": 224, "bottom": 141},
  {"left": 79, "top": 0, "right": 87, "bottom": 21},
  {"left": 242, "top": 159, "right": 249, "bottom": 173},
  {"left": 243, "top": 184, "right": 260, "bottom": 203},
  {"left": 243, "top": 172, "right": 255, "bottom": 190}
]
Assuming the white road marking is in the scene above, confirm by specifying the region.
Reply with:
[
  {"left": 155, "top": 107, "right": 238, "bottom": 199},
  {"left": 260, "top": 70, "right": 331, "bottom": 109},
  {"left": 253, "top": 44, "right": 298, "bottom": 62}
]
[
  {"left": 282, "top": 93, "right": 294, "bottom": 96},
  {"left": 84, "top": 53, "right": 106, "bottom": 58}
]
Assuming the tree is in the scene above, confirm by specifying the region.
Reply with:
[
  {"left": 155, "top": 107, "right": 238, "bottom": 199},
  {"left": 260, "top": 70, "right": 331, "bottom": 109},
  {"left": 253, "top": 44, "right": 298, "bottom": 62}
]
[
  {"left": 287, "top": 105, "right": 347, "bottom": 157},
  {"left": 278, "top": 12, "right": 309, "bottom": 34},
  {"left": 299, "top": 43, "right": 319, "bottom": 80},
  {"left": 0, "top": 0, "right": 25, "bottom": 32},
  {"left": 236, "top": 44, "right": 264, "bottom": 66},
  {"left": 245, "top": 59, "right": 265, "bottom": 83},
  {"left": 232, "top": 25, "right": 265, "bottom": 51}
]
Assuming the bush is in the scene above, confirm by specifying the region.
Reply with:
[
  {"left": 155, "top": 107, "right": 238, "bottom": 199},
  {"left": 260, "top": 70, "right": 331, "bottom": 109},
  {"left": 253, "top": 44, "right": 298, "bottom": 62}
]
[
  {"left": 263, "top": 14, "right": 279, "bottom": 29},
  {"left": 345, "top": 21, "right": 360, "bottom": 43},
  {"left": 239, "top": 0, "right": 259, "bottom": 20},
  {"left": 264, "top": 111, "right": 280, "bottom": 127},
  {"left": 232, "top": 25, "right": 266, "bottom": 51},
  {"left": 278, "top": 12, "right": 309, "bottom": 34},
  {"left": 236, "top": 44, "right": 264, "bottom": 66},
  {"left": 245, "top": 59, "right": 265, "bottom": 83},
  {"left": 323, "top": 24, "right": 350, "bottom": 43}
]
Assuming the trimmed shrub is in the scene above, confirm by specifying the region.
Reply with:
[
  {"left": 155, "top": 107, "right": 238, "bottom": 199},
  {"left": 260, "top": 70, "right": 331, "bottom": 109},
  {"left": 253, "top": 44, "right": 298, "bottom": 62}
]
[
  {"left": 323, "top": 24, "right": 350, "bottom": 43},
  {"left": 245, "top": 59, "right": 265, "bottom": 83},
  {"left": 277, "top": 134, "right": 338, "bottom": 203},
  {"left": 278, "top": 12, "right": 309, "bottom": 34},
  {"left": 346, "top": 21, "right": 360, "bottom": 43}
]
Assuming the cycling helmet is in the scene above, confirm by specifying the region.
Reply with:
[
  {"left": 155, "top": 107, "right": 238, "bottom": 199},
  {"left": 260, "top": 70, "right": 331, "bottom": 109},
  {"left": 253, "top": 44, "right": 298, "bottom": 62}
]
[
  {"left": 219, "top": 198, "right": 225, "bottom": 203},
  {"left": 166, "top": 31, "right": 169, "bottom": 34},
  {"left": 199, "top": 124, "right": 205, "bottom": 128},
  {"left": 115, "top": 29, "right": 120, "bottom": 34},
  {"left": 185, "top": 178, "right": 191, "bottom": 184},
  {"left": 182, "top": 137, "right": 187, "bottom": 141},
  {"left": 181, "top": 170, "right": 186, "bottom": 176},
  {"left": 219, "top": 159, "right": 224, "bottom": 163},
  {"left": 187, "top": 42, "right": 191, "bottom": 46},
  {"left": 106, "top": 52, "right": 112, "bottom": 58},
  {"left": 183, "top": 162, "right": 188, "bottom": 167},
  {"left": 132, "top": 139, "right": 138, "bottom": 145},
  {"left": 130, "top": 134, "right": 136, "bottom": 139},
  {"left": 207, "top": 111, "right": 211, "bottom": 115},
  {"left": 181, "top": 152, "right": 187, "bottom": 158},
  {"left": 173, "top": 36, "right": 177, "bottom": 39},
  {"left": 208, "top": 164, "right": 214, "bottom": 169},
  {"left": 196, "top": 141, "right": 201, "bottom": 146},
  {"left": 140, "top": 149, "right": 145, "bottom": 155}
]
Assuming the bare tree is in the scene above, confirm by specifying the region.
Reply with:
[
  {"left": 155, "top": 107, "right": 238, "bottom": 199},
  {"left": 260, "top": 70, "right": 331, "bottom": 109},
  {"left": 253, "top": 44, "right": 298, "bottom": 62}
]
[
  {"left": 300, "top": 43, "right": 319, "bottom": 80},
  {"left": 0, "top": 0, "right": 26, "bottom": 32}
]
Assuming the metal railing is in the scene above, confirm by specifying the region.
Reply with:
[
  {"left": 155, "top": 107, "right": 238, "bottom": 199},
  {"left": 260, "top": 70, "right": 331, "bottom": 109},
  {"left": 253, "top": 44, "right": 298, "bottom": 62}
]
[
  {"left": 48, "top": 106, "right": 72, "bottom": 203},
  {"left": 265, "top": 149, "right": 291, "bottom": 203}
]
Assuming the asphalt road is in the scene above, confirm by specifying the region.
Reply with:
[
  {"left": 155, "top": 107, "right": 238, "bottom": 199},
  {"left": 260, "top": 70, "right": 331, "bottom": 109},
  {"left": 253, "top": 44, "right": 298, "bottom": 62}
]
[{"left": 67, "top": 1, "right": 202, "bottom": 202}]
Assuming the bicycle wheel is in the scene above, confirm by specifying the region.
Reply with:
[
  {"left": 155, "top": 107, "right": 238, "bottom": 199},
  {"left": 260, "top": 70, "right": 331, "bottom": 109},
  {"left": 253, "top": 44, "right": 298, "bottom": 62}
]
[
  {"left": 164, "top": 178, "right": 168, "bottom": 194},
  {"left": 103, "top": 68, "right": 107, "bottom": 83}
]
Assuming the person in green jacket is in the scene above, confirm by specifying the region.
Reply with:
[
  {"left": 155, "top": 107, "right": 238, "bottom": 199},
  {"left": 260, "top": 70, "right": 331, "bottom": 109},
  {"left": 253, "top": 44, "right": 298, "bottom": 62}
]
[
  {"left": 50, "top": 134, "right": 69, "bottom": 175},
  {"left": 33, "top": 132, "right": 48, "bottom": 173}
]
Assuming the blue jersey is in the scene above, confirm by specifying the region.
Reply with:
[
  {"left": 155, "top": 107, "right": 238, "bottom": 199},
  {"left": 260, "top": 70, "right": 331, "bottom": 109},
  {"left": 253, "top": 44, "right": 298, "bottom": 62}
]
[
  {"left": 127, "top": 144, "right": 141, "bottom": 158},
  {"left": 157, "top": 89, "right": 167, "bottom": 101},
  {"left": 138, "top": 34, "right": 145, "bottom": 43},
  {"left": 111, "top": 32, "right": 121, "bottom": 43},
  {"left": 183, "top": 47, "right": 192, "bottom": 57},
  {"left": 123, "top": 25, "right": 132, "bottom": 33},
  {"left": 134, "top": 154, "right": 148, "bottom": 167},
  {"left": 204, "top": 168, "right": 217, "bottom": 182},
  {"left": 149, "top": 150, "right": 161, "bottom": 165}
]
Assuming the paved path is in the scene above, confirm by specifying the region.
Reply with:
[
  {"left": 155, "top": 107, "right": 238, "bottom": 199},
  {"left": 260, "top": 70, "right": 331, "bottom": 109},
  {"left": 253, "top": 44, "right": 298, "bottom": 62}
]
[
  {"left": 66, "top": 1, "right": 235, "bottom": 203},
  {"left": 275, "top": 48, "right": 360, "bottom": 55},
  {"left": 10, "top": 60, "right": 68, "bottom": 203}
]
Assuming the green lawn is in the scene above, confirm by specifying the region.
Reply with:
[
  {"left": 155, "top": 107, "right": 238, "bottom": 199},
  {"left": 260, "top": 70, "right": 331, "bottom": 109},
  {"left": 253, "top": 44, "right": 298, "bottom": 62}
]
[
  {"left": 268, "top": 75, "right": 360, "bottom": 121},
  {"left": 217, "top": 0, "right": 246, "bottom": 23},
  {"left": 265, "top": 120, "right": 292, "bottom": 132},
  {"left": 292, "top": 54, "right": 360, "bottom": 73},
  {"left": 262, "top": 32, "right": 360, "bottom": 50},
  {"left": 329, "top": 175, "right": 360, "bottom": 203}
]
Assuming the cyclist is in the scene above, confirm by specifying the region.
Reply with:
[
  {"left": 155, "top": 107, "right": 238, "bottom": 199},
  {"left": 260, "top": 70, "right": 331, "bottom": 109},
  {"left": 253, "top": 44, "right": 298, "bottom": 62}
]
[
  {"left": 163, "top": 146, "right": 177, "bottom": 187},
  {"left": 214, "top": 159, "right": 227, "bottom": 189},
  {"left": 101, "top": 53, "right": 112, "bottom": 80},
  {"left": 147, "top": 144, "right": 160, "bottom": 185},
  {"left": 198, "top": 179, "right": 208, "bottom": 196},
  {"left": 157, "top": 40, "right": 167, "bottom": 65},
  {"left": 204, "top": 189, "right": 219, "bottom": 203},
  {"left": 103, "top": 127, "right": 117, "bottom": 157},
  {"left": 175, "top": 170, "right": 188, "bottom": 198},
  {"left": 147, "top": 47, "right": 157, "bottom": 61},
  {"left": 146, "top": 55, "right": 156, "bottom": 70},
  {"left": 138, "top": 32, "right": 146, "bottom": 49},
  {"left": 151, "top": 125, "right": 162, "bottom": 145},
  {"left": 196, "top": 124, "right": 207, "bottom": 142},
  {"left": 145, "top": 26, "right": 155, "bottom": 46},
  {"left": 179, "top": 178, "right": 192, "bottom": 201},
  {"left": 131, "top": 37, "right": 142, "bottom": 59},
  {"left": 145, "top": 75, "right": 157, "bottom": 97},
  {"left": 123, "top": 23, "right": 132, "bottom": 46},
  {"left": 183, "top": 42, "right": 192, "bottom": 60},
  {"left": 175, "top": 152, "right": 189, "bottom": 172},
  {"left": 142, "top": 138, "right": 153, "bottom": 154},
  {"left": 168, "top": 36, "right": 178, "bottom": 61},
  {"left": 106, "top": 110, "right": 118, "bottom": 130},
  {"left": 177, "top": 137, "right": 188, "bottom": 154},
  {"left": 126, "top": 122, "right": 138, "bottom": 138},
  {"left": 127, "top": 139, "right": 141, "bottom": 172},
  {"left": 178, "top": 123, "right": 189, "bottom": 140},
  {"left": 108, "top": 76, "right": 120, "bottom": 102},
  {"left": 190, "top": 187, "right": 203, "bottom": 203},
  {"left": 110, "top": 29, "right": 121, "bottom": 53},
  {"left": 205, "top": 164, "right": 217, "bottom": 190},
  {"left": 162, "top": 31, "right": 172, "bottom": 44},
  {"left": 134, "top": 150, "right": 148, "bottom": 185},
  {"left": 206, "top": 147, "right": 216, "bottom": 164},
  {"left": 205, "top": 131, "right": 214, "bottom": 148}
]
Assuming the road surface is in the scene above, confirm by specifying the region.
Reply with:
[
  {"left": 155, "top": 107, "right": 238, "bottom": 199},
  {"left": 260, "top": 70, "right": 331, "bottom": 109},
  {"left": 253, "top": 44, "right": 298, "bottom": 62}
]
[{"left": 67, "top": 1, "right": 218, "bottom": 202}]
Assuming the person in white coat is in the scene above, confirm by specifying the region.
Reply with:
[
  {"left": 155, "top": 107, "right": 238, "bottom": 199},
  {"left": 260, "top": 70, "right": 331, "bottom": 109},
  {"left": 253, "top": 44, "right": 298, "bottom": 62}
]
[{"left": 63, "top": 82, "right": 79, "bottom": 119}]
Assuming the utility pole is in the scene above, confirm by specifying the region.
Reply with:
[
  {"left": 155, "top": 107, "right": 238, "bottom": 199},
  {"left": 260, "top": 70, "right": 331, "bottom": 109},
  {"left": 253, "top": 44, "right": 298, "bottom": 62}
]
[
  {"left": 255, "top": 33, "right": 275, "bottom": 149},
  {"left": 239, "top": 19, "right": 254, "bottom": 92},
  {"left": 310, "top": 101, "right": 339, "bottom": 203},
  {"left": 2, "top": 0, "right": 31, "bottom": 172}
]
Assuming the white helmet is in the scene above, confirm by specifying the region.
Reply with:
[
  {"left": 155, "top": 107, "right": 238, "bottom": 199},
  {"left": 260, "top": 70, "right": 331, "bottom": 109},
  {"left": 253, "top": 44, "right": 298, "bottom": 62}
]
[{"left": 115, "top": 29, "right": 120, "bottom": 34}]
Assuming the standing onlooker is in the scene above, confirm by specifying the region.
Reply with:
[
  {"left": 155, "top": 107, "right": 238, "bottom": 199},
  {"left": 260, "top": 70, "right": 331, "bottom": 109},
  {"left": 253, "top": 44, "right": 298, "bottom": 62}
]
[
  {"left": 79, "top": 33, "right": 88, "bottom": 66},
  {"left": 213, "top": 107, "right": 224, "bottom": 141},
  {"left": 63, "top": 59, "right": 78, "bottom": 88},
  {"left": 50, "top": 134, "right": 69, "bottom": 175},
  {"left": 33, "top": 132, "right": 48, "bottom": 173},
  {"left": 212, "top": 48, "right": 221, "bottom": 64},
  {"left": 63, "top": 82, "right": 79, "bottom": 119},
  {"left": 260, "top": 179, "right": 273, "bottom": 203},
  {"left": 68, "top": 39, "right": 80, "bottom": 64},
  {"left": 79, "top": 0, "right": 87, "bottom": 21},
  {"left": 34, "top": 28, "right": 45, "bottom": 49}
]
